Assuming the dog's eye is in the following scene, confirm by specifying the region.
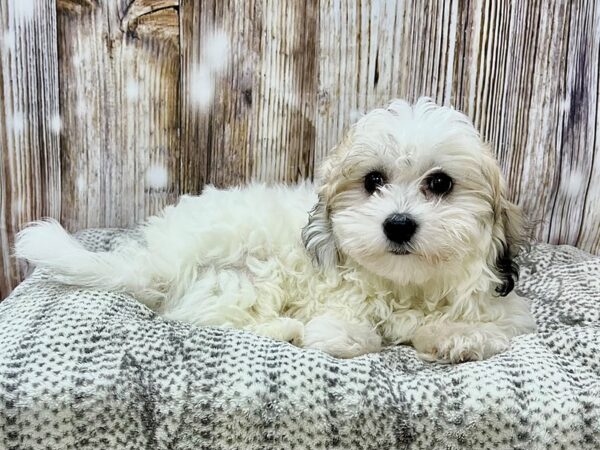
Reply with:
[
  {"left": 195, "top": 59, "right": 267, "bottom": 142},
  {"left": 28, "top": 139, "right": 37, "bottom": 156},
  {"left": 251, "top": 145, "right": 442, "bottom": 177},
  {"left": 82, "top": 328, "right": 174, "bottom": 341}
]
[
  {"left": 426, "top": 172, "right": 453, "bottom": 196},
  {"left": 364, "top": 171, "right": 386, "bottom": 194}
]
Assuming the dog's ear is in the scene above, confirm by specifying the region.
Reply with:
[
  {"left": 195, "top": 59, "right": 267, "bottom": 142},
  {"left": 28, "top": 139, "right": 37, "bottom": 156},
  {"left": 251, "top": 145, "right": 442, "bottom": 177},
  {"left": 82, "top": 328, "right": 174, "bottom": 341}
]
[
  {"left": 492, "top": 200, "right": 525, "bottom": 296},
  {"left": 302, "top": 194, "right": 339, "bottom": 270},
  {"left": 484, "top": 152, "right": 526, "bottom": 297},
  {"left": 302, "top": 147, "right": 344, "bottom": 270}
]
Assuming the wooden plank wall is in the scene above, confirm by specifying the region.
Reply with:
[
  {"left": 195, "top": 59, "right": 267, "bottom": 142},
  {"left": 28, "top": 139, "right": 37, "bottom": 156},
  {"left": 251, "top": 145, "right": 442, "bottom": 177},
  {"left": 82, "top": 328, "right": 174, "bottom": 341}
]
[
  {"left": 1, "top": 0, "right": 599, "bottom": 299},
  {"left": 0, "top": 1, "right": 61, "bottom": 298}
]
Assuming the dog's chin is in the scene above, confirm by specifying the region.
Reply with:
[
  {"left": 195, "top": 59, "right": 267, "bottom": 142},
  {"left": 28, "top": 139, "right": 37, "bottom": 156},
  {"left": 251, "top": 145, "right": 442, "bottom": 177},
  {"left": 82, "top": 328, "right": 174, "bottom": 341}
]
[{"left": 345, "top": 248, "right": 435, "bottom": 285}]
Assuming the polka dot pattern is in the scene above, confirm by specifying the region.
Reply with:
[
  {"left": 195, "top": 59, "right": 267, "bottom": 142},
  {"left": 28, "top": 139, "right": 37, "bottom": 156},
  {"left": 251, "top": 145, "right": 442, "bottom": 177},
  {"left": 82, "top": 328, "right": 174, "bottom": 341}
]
[{"left": 1, "top": 231, "right": 599, "bottom": 449}]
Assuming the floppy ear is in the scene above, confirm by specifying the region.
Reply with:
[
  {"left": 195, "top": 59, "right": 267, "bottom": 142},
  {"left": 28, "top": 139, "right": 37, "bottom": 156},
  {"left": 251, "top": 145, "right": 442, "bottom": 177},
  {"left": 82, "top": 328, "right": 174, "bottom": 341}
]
[
  {"left": 492, "top": 200, "right": 526, "bottom": 296},
  {"left": 302, "top": 145, "right": 346, "bottom": 270},
  {"left": 485, "top": 154, "right": 527, "bottom": 296},
  {"left": 301, "top": 194, "right": 339, "bottom": 270}
]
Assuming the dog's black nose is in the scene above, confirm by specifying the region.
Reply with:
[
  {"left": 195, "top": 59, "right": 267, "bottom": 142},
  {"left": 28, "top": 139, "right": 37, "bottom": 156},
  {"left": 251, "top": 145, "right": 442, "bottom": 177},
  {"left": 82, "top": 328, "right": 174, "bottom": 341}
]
[{"left": 383, "top": 213, "right": 417, "bottom": 245}]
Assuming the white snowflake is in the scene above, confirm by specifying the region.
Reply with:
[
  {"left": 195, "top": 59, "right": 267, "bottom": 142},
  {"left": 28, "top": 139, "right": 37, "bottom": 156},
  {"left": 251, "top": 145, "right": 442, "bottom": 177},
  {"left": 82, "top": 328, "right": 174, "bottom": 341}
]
[
  {"left": 146, "top": 165, "right": 168, "bottom": 190},
  {"left": 203, "top": 30, "right": 230, "bottom": 73},
  {"left": 14, "top": 196, "right": 23, "bottom": 215},
  {"left": 72, "top": 48, "right": 91, "bottom": 68},
  {"left": 72, "top": 54, "right": 83, "bottom": 68},
  {"left": 190, "top": 65, "right": 214, "bottom": 110},
  {"left": 2, "top": 30, "right": 16, "bottom": 51},
  {"left": 12, "top": 0, "right": 35, "bottom": 21},
  {"left": 349, "top": 109, "right": 365, "bottom": 124},
  {"left": 76, "top": 99, "right": 87, "bottom": 117},
  {"left": 187, "top": 29, "right": 230, "bottom": 111},
  {"left": 76, "top": 176, "right": 86, "bottom": 194},
  {"left": 566, "top": 170, "right": 585, "bottom": 198},
  {"left": 8, "top": 112, "right": 25, "bottom": 133},
  {"left": 49, "top": 114, "right": 62, "bottom": 134},
  {"left": 126, "top": 79, "right": 140, "bottom": 101}
]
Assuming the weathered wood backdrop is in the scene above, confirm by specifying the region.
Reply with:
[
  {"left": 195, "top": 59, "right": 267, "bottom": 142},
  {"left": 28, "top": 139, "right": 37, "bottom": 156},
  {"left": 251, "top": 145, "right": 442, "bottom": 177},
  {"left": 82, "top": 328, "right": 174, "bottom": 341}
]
[{"left": 1, "top": 0, "right": 599, "bottom": 298}]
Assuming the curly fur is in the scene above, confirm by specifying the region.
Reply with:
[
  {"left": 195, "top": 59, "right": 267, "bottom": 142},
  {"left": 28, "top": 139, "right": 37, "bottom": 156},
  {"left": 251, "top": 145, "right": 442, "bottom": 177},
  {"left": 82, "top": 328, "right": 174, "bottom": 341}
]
[{"left": 15, "top": 98, "right": 536, "bottom": 362}]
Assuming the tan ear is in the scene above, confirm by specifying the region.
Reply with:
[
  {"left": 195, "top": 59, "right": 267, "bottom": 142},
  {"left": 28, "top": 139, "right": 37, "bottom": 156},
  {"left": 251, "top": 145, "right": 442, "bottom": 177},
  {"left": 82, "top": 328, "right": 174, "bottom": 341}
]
[
  {"left": 483, "top": 151, "right": 527, "bottom": 296},
  {"left": 301, "top": 193, "right": 339, "bottom": 269},
  {"left": 301, "top": 142, "right": 348, "bottom": 269}
]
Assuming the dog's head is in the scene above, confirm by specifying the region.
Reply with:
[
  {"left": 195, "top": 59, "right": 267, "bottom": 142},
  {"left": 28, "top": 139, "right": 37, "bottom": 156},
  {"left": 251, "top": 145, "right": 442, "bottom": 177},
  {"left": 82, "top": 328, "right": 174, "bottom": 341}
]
[{"left": 302, "top": 98, "right": 525, "bottom": 295}]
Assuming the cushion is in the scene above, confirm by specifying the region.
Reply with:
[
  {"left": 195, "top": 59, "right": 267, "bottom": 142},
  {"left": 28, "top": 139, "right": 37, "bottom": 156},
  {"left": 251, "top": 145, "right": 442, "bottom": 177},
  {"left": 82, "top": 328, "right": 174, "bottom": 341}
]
[{"left": 1, "top": 229, "right": 599, "bottom": 449}]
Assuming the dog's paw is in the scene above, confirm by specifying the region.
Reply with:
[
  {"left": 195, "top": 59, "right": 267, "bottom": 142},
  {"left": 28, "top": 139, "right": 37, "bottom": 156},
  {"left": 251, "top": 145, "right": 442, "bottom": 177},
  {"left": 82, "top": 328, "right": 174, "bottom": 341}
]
[
  {"left": 301, "top": 313, "right": 382, "bottom": 358},
  {"left": 411, "top": 323, "right": 509, "bottom": 363},
  {"left": 252, "top": 317, "right": 305, "bottom": 343}
]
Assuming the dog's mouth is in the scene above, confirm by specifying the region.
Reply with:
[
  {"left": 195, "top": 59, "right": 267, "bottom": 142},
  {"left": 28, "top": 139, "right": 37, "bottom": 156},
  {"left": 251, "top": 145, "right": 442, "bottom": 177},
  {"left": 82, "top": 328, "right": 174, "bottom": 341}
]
[{"left": 389, "top": 246, "right": 411, "bottom": 256}]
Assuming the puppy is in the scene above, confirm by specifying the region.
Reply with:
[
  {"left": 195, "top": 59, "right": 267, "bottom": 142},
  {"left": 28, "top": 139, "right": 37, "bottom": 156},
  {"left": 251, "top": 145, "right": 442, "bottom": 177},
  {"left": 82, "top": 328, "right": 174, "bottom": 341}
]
[{"left": 16, "top": 98, "right": 536, "bottom": 362}]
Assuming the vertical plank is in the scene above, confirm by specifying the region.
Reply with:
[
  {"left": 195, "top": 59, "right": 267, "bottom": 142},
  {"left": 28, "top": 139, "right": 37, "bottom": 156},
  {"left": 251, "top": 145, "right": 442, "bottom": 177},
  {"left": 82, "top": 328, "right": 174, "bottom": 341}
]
[
  {"left": 249, "top": 0, "right": 318, "bottom": 183},
  {"left": 452, "top": 0, "right": 599, "bottom": 251},
  {"left": 577, "top": 1, "right": 600, "bottom": 252},
  {"left": 179, "top": 1, "right": 209, "bottom": 194},
  {"left": 0, "top": 0, "right": 61, "bottom": 299},
  {"left": 548, "top": 0, "right": 599, "bottom": 249},
  {"left": 315, "top": 0, "right": 455, "bottom": 165},
  {"left": 179, "top": 0, "right": 319, "bottom": 190},
  {"left": 56, "top": 0, "right": 180, "bottom": 231}
]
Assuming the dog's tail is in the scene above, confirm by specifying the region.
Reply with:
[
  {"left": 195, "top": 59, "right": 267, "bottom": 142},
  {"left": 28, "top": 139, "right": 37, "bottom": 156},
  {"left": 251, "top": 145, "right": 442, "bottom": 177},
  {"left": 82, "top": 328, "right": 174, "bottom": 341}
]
[{"left": 15, "top": 220, "right": 158, "bottom": 301}]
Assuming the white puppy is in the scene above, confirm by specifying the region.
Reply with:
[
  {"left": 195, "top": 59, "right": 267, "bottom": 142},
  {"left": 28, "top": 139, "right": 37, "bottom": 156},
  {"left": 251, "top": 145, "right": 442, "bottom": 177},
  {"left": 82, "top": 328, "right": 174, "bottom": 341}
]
[{"left": 16, "top": 98, "right": 536, "bottom": 362}]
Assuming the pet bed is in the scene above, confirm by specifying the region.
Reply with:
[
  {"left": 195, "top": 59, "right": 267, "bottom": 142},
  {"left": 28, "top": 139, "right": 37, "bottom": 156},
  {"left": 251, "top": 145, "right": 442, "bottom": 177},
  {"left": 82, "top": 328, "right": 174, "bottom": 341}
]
[{"left": 0, "top": 228, "right": 599, "bottom": 449}]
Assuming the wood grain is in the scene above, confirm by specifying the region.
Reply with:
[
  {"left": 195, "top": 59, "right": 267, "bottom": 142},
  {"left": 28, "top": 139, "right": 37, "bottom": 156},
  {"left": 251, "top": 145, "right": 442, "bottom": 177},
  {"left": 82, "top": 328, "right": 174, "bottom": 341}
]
[
  {"left": 1, "top": 0, "right": 599, "bottom": 299},
  {"left": 179, "top": 0, "right": 318, "bottom": 191},
  {"left": 451, "top": 0, "right": 600, "bottom": 252},
  {"left": 56, "top": 0, "right": 180, "bottom": 231},
  {"left": 0, "top": 1, "right": 61, "bottom": 297}
]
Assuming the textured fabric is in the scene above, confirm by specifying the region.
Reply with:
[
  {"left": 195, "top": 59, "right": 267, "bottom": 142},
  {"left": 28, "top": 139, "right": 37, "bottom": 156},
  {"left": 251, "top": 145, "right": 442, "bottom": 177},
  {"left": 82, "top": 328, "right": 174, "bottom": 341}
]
[{"left": 1, "top": 229, "right": 599, "bottom": 449}]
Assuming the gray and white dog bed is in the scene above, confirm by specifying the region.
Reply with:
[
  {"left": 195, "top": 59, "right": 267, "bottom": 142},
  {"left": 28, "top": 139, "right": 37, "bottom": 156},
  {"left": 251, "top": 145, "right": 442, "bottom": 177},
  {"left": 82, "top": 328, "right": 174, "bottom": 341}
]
[{"left": 1, "top": 229, "right": 599, "bottom": 449}]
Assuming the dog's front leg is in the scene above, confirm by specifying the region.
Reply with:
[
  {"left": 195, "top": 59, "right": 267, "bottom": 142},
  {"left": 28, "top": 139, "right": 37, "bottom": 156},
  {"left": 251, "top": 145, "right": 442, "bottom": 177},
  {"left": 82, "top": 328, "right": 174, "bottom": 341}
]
[
  {"left": 411, "top": 293, "right": 536, "bottom": 363},
  {"left": 300, "top": 312, "right": 382, "bottom": 358},
  {"left": 411, "top": 321, "right": 512, "bottom": 363}
]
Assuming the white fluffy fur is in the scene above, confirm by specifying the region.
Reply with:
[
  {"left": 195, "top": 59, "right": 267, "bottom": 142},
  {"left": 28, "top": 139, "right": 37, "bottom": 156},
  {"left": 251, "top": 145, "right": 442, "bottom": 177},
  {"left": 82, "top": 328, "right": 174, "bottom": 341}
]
[{"left": 15, "top": 98, "right": 536, "bottom": 362}]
